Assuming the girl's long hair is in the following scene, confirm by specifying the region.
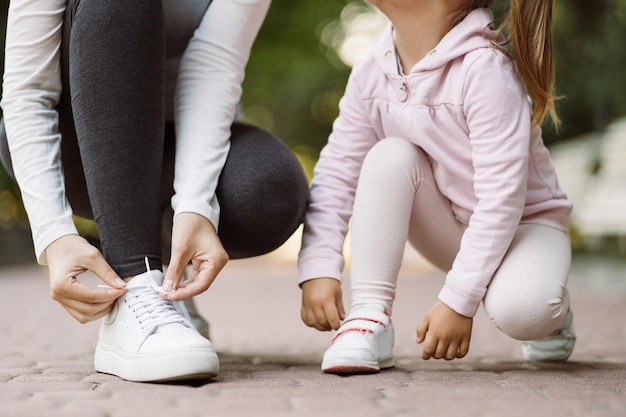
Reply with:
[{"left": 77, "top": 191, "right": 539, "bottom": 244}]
[{"left": 452, "top": 0, "right": 559, "bottom": 127}]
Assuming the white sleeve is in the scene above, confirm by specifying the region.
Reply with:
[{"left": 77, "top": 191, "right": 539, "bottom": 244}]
[
  {"left": 1, "top": 0, "right": 77, "bottom": 265},
  {"left": 171, "top": 0, "right": 271, "bottom": 229}
]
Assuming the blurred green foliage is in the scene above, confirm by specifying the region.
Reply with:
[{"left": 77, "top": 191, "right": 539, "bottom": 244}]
[
  {"left": 242, "top": 0, "right": 626, "bottom": 151},
  {"left": 0, "top": 0, "right": 625, "bottom": 262}
]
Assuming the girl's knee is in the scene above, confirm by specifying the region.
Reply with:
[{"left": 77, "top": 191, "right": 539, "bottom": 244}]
[
  {"left": 365, "top": 137, "right": 418, "bottom": 163},
  {"left": 484, "top": 285, "right": 570, "bottom": 340},
  {"left": 362, "top": 137, "right": 426, "bottom": 179},
  {"left": 484, "top": 224, "right": 572, "bottom": 340}
]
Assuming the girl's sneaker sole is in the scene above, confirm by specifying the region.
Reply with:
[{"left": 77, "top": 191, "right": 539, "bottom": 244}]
[{"left": 322, "top": 357, "right": 395, "bottom": 375}]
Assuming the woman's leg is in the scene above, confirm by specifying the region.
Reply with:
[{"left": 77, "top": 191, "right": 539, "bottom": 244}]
[
  {"left": 60, "top": 0, "right": 166, "bottom": 277},
  {"left": 349, "top": 137, "right": 465, "bottom": 312},
  {"left": 161, "top": 122, "right": 309, "bottom": 262},
  {"left": 483, "top": 224, "right": 572, "bottom": 340}
]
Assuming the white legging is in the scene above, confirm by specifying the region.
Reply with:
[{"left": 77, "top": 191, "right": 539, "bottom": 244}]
[{"left": 350, "top": 137, "right": 571, "bottom": 341}]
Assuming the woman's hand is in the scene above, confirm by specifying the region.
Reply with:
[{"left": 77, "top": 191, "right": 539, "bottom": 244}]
[
  {"left": 301, "top": 277, "right": 345, "bottom": 331},
  {"left": 416, "top": 300, "right": 473, "bottom": 360},
  {"left": 163, "top": 212, "right": 229, "bottom": 301},
  {"left": 45, "top": 235, "right": 126, "bottom": 323}
]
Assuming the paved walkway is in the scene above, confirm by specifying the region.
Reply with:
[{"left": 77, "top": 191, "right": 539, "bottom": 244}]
[{"left": 0, "top": 252, "right": 625, "bottom": 417}]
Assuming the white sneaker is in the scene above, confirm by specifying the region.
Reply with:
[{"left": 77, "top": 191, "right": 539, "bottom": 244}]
[
  {"left": 522, "top": 310, "right": 576, "bottom": 362},
  {"left": 94, "top": 264, "right": 219, "bottom": 382},
  {"left": 165, "top": 265, "right": 211, "bottom": 339},
  {"left": 173, "top": 297, "right": 210, "bottom": 340},
  {"left": 322, "top": 304, "right": 394, "bottom": 374}
]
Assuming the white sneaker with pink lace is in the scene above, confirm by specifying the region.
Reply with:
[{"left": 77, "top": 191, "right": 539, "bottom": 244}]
[
  {"left": 94, "top": 264, "right": 219, "bottom": 382},
  {"left": 322, "top": 304, "right": 394, "bottom": 374}
]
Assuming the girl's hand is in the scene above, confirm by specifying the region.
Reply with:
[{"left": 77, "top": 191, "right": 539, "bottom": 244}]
[
  {"left": 45, "top": 235, "right": 127, "bottom": 323},
  {"left": 163, "top": 212, "right": 229, "bottom": 301},
  {"left": 301, "top": 278, "right": 346, "bottom": 331},
  {"left": 416, "top": 301, "right": 473, "bottom": 360}
]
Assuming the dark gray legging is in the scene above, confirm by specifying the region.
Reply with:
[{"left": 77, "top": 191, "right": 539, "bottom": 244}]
[{"left": 0, "top": 0, "right": 308, "bottom": 277}]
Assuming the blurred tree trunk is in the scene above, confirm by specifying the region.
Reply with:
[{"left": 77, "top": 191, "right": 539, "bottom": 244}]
[
  {"left": 572, "top": 0, "right": 612, "bottom": 130},
  {"left": 548, "top": 0, "right": 624, "bottom": 142}
]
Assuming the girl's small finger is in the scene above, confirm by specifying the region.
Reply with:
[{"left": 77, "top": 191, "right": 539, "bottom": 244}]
[
  {"left": 421, "top": 335, "right": 437, "bottom": 360},
  {"left": 433, "top": 340, "right": 448, "bottom": 360},
  {"left": 458, "top": 338, "right": 471, "bottom": 358},
  {"left": 445, "top": 343, "right": 459, "bottom": 361}
]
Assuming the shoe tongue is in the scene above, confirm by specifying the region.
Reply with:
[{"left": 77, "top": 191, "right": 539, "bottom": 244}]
[
  {"left": 130, "top": 269, "right": 165, "bottom": 287},
  {"left": 352, "top": 303, "right": 386, "bottom": 313}
]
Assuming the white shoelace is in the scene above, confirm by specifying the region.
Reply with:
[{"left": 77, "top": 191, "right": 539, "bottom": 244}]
[{"left": 101, "top": 258, "right": 188, "bottom": 334}]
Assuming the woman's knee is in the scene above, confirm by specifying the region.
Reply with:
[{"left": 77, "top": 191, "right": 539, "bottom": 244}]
[
  {"left": 217, "top": 123, "right": 309, "bottom": 258},
  {"left": 219, "top": 123, "right": 308, "bottom": 211}
]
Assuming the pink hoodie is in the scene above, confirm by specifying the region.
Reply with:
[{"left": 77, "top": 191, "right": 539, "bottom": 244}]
[{"left": 298, "top": 8, "right": 572, "bottom": 317}]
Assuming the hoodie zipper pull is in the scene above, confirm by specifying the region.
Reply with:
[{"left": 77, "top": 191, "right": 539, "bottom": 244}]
[
  {"left": 393, "top": 48, "right": 409, "bottom": 102},
  {"left": 396, "top": 80, "right": 408, "bottom": 102}
]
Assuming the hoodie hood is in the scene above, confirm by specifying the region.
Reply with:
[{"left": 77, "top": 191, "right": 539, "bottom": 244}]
[{"left": 372, "top": 8, "right": 502, "bottom": 76}]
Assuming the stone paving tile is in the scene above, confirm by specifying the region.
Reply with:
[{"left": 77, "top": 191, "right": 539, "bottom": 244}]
[{"left": 1, "top": 257, "right": 625, "bottom": 417}]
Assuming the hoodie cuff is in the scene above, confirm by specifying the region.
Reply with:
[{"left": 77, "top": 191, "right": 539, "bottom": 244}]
[
  {"left": 297, "top": 257, "right": 343, "bottom": 286},
  {"left": 438, "top": 281, "right": 483, "bottom": 318}
]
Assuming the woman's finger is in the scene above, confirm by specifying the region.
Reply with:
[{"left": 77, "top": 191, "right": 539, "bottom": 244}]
[
  {"left": 55, "top": 278, "right": 124, "bottom": 305},
  {"left": 165, "top": 262, "right": 221, "bottom": 301}
]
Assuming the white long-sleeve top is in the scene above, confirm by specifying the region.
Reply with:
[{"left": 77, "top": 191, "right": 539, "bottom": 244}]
[{"left": 1, "top": 0, "right": 271, "bottom": 264}]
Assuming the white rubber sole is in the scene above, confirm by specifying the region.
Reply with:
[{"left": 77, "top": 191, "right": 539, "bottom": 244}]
[
  {"left": 94, "top": 343, "right": 219, "bottom": 382},
  {"left": 322, "top": 356, "right": 395, "bottom": 375}
]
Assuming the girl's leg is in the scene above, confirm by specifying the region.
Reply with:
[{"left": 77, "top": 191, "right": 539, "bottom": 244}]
[
  {"left": 347, "top": 137, "right": 573, "bottom": 362},
  {"left": 483, "top": 224, "right": 572, "bottom": 340},
  {"left": 350, "top": 137, "right": 465, "bottom": 312},
  {"left": 322, "top": 136, "right": 464, "bottom": 373},
  {"left": 160, "top": 122, "right": 309, "bottom": 262},
  {"left": 60, "top": 0, "right": 166, "bottom": 277}
]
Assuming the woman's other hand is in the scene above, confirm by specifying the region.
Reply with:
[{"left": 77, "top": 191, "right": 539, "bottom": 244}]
[{"left": 45, "top": 235, "right": 126, "bottom": 323}]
